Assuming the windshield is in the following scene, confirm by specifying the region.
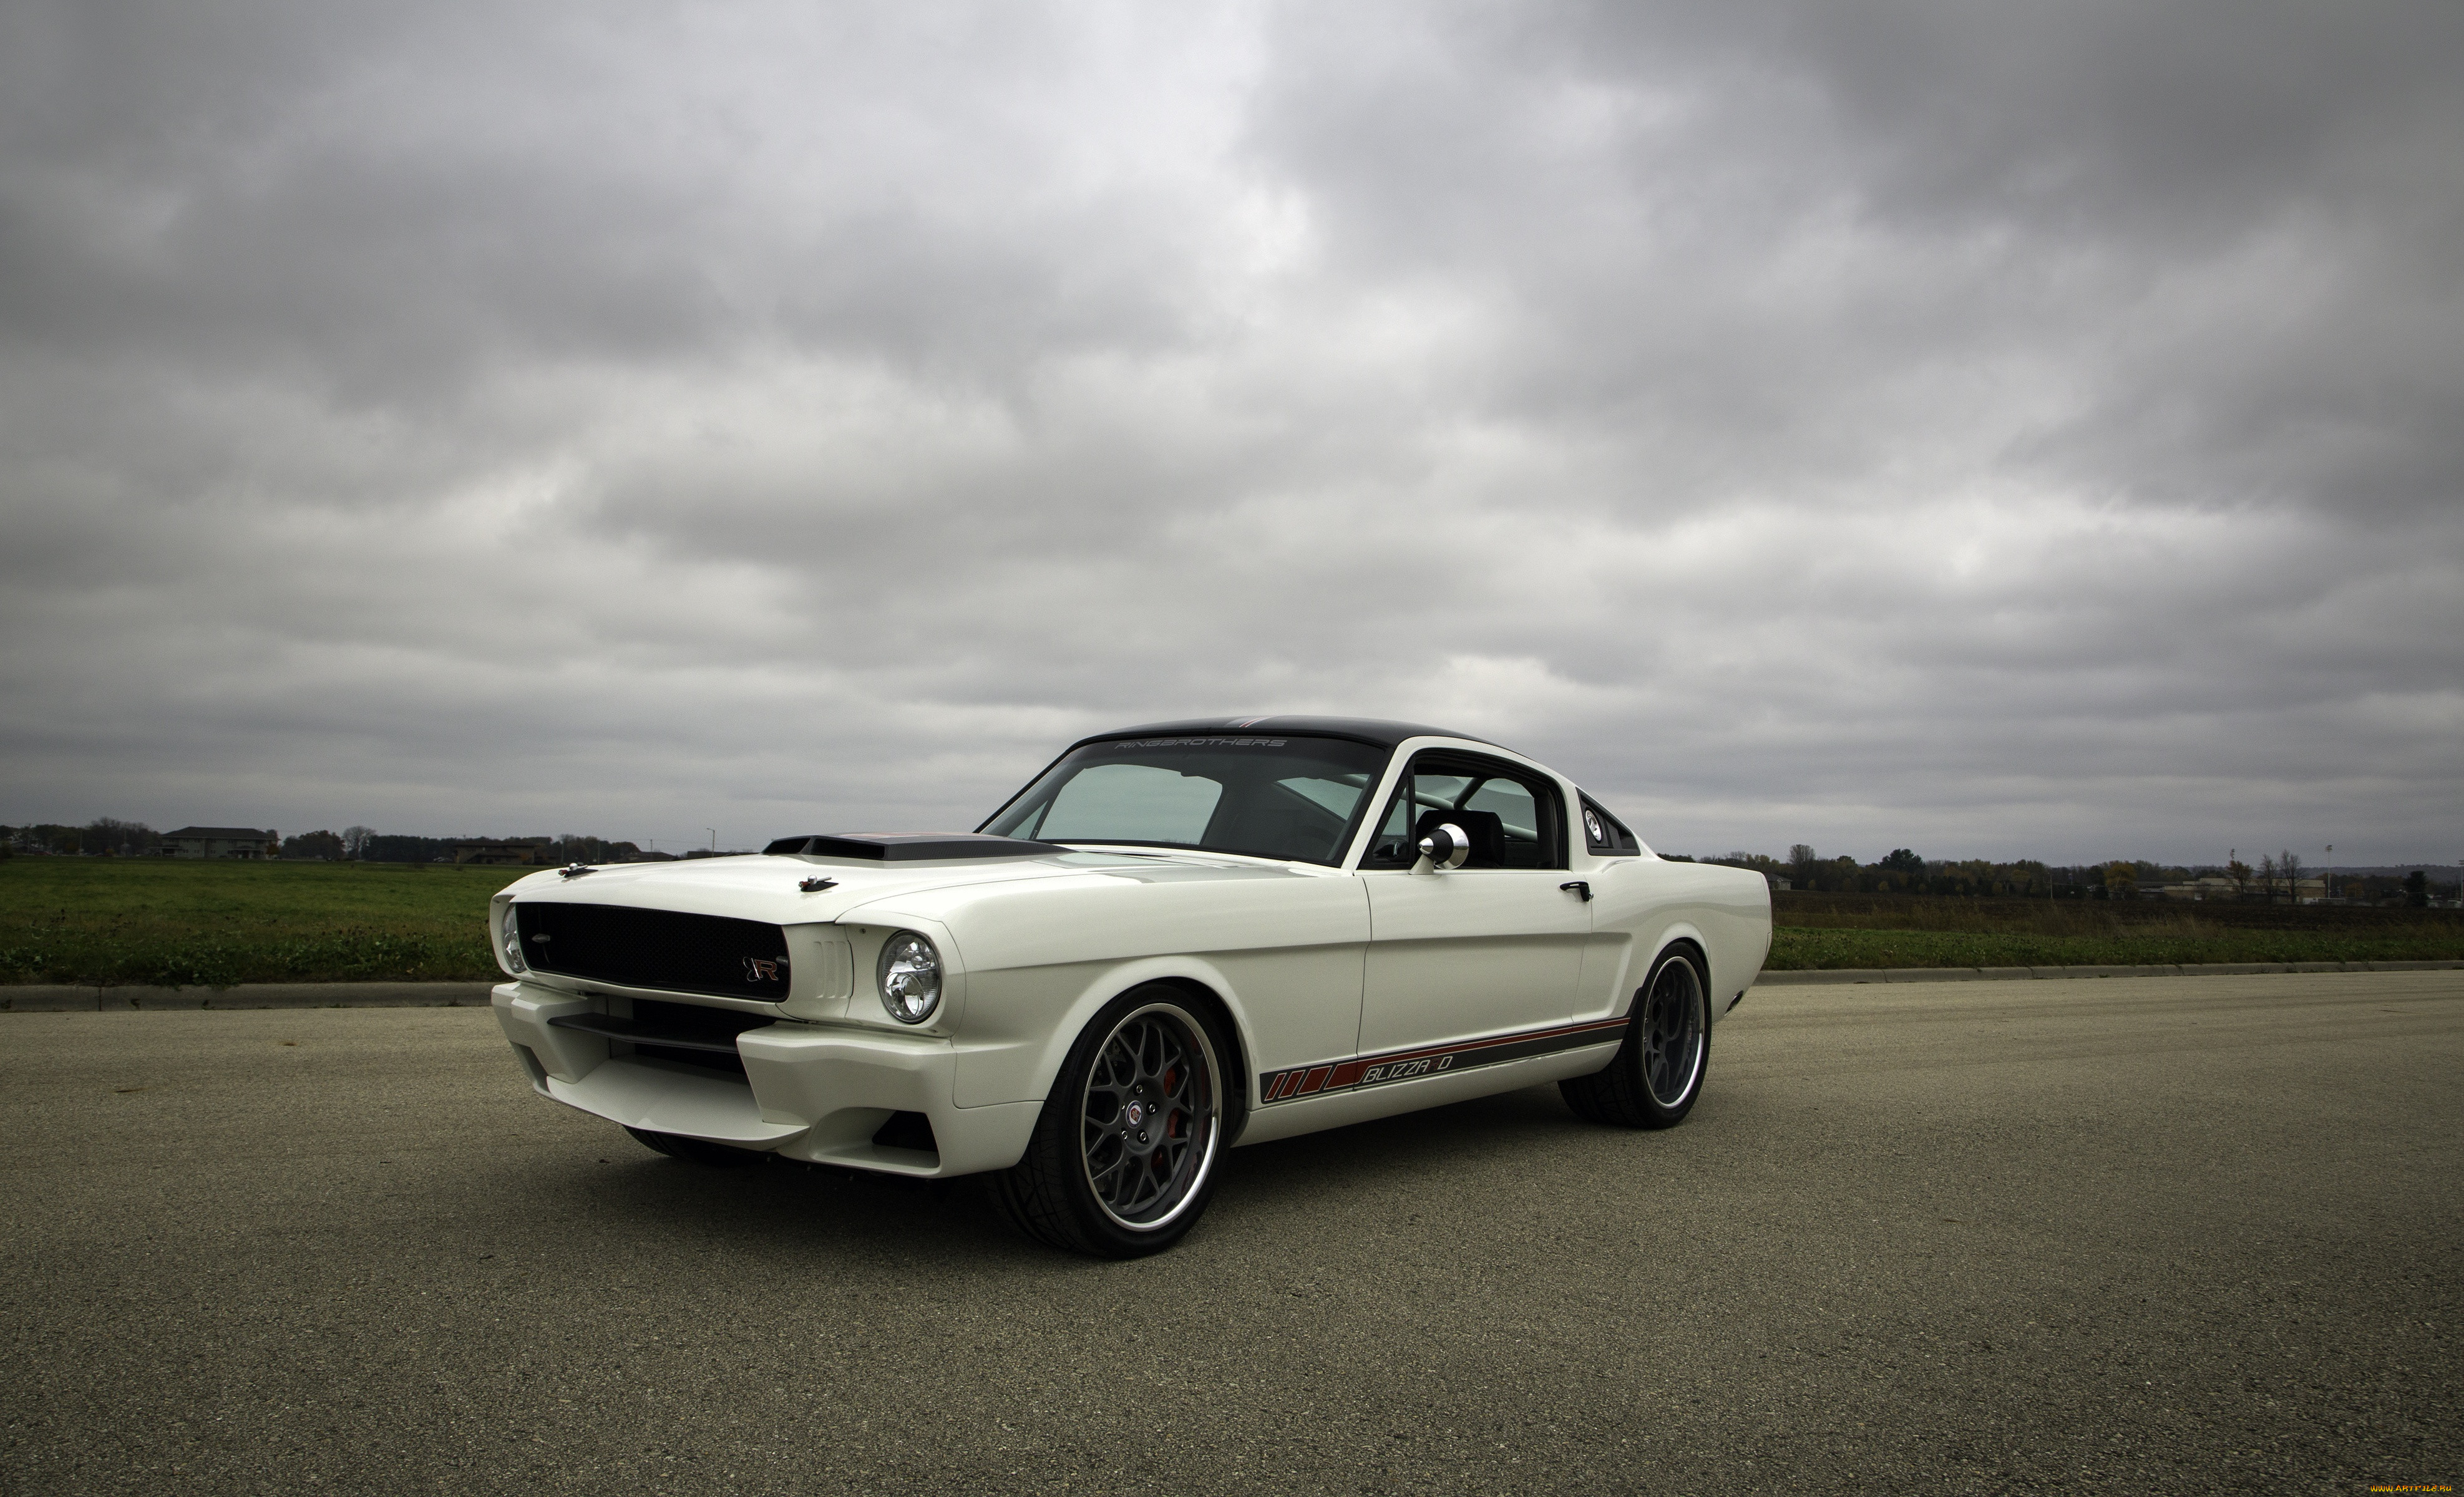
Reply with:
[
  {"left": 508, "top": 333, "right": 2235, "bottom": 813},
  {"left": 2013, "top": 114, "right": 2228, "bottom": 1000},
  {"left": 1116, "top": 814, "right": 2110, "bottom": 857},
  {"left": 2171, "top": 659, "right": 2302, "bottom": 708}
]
[{"left": 980, "top": 735, "right": 1391, "bottom": 865}]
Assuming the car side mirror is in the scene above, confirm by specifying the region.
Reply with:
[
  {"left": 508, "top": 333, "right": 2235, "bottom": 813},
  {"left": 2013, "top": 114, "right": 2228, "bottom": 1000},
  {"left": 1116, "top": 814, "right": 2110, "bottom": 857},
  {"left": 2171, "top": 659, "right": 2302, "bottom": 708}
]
[{"left": 1415, "top": 823, "right": 1471, "bottom": 872}]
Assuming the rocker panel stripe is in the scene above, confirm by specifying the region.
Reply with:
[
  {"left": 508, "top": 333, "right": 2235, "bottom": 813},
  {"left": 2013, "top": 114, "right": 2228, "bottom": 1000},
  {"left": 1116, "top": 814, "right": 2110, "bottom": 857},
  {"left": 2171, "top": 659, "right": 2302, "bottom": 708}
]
[{"left": 1256, "top": 1013, "right": 1629, "bottom": 1107}]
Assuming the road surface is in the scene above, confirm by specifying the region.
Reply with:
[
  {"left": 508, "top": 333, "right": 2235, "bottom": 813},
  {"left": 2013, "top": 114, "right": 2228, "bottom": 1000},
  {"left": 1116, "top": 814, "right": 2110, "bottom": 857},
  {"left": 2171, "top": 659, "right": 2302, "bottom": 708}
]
[{"left": 2, "top": 971, "right": 2455, "bottom": 1495}]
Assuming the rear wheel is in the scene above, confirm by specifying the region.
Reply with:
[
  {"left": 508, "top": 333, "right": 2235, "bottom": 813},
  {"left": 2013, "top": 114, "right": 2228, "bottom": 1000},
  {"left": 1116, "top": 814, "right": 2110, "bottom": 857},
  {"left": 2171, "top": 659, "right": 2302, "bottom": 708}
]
[
  {"left": 990, "top": 985, "right": 1230, "bottom": 1257},
  {"left": 624, "top": 1126, "right": 761, "bottom": 1166},
  {"left": 1560, "top": 947, "right": 1710, "bottom": 1129}
]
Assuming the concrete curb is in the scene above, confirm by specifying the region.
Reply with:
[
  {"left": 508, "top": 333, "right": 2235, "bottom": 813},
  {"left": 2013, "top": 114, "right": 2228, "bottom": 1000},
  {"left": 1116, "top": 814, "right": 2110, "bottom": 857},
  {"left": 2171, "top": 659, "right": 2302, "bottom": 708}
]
[
  {"left": 0, "top": 982, "right": 499, "bottom": 1012},
  {"left": 1752, "top": 959, "right": 2464, "bottom": 986}
]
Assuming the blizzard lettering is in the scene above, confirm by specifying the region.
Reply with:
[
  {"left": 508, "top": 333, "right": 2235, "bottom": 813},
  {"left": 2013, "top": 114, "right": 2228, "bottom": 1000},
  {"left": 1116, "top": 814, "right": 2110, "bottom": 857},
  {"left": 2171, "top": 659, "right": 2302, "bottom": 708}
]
[{"left": 1360, "top": 1055, "right": 1453, "bottom": 1085}]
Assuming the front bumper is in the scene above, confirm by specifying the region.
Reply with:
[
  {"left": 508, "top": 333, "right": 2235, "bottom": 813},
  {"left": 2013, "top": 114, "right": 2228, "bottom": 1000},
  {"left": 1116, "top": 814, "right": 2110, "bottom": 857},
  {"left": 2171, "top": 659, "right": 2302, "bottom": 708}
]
[{"left": 492, "top": 981, "right": 1039, "bottom": 1178}]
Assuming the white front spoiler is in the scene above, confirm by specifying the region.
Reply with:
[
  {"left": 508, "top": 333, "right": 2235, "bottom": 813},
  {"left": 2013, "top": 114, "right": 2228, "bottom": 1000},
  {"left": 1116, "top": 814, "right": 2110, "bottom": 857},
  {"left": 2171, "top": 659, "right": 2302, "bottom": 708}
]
[{"left": 491, "top": 981, "right": 1038, "bottom": 1178}]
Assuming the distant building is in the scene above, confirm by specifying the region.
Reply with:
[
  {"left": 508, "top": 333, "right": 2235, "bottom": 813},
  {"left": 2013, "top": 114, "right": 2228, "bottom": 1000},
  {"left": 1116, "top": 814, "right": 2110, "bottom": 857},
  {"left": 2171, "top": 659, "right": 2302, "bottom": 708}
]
[
  {"left": 161, "top": 826, "right": 279, "bottom": 859},
  {"left": 2156, "top": 874, "right": 2327, "bottom": 902},
  {"left": 454, "top": 840, "right": 553, "bottom": 866},
  {"left": 2157, "top": 876, "right": 2238, "bottom": 901}
]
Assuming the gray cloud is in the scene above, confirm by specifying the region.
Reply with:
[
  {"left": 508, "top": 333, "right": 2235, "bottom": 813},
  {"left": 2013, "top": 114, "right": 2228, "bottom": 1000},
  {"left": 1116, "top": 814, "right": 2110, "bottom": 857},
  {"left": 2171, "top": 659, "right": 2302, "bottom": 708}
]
[{"left": 1, "top": 0, "right": 2457, "bottom": 865}]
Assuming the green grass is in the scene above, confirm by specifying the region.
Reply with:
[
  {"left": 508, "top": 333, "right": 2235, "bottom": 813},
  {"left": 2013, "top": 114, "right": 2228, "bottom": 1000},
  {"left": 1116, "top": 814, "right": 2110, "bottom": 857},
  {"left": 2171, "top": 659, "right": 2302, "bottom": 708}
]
[
  {"left": 1766, "top": 892, "right": 2464, "bottom": 968},
  {"left": 1768, "top": 924, "right": 2464, "bottom": 971},
  {"left": 0, "top": 858, "right": 527, "bottom": 986},
  {"left": 4, "top": 858, "right": 2457, "bottom": 986}
]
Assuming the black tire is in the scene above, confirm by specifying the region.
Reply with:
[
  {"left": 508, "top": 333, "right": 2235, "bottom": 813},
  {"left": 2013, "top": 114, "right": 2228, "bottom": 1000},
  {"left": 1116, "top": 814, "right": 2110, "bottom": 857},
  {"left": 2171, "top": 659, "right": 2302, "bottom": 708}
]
[
  {"left": 990, "top": 984, "right": 1232, "bottom": 1258},
  {"left": 1560, "top": 946, "right": 1710, "bottom": 1129},
  {"left": 624, "top": 1126, "right": 761, "bottom": 1167}
]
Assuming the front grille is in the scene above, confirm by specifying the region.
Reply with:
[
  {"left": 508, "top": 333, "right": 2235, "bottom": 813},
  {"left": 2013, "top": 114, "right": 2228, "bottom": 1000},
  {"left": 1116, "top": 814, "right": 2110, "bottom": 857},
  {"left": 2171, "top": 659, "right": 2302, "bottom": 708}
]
[{"left": 513, "top": 902, "right": 791, "bottom": 1001}]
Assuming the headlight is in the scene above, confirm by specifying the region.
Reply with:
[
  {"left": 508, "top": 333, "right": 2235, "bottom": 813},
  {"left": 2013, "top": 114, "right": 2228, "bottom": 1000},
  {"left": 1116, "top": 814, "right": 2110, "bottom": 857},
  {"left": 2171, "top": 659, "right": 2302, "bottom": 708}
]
[
  {"left": 499, "top": 903, "right": 527, "bottom": 974},
  {"left": 875, "top": 931, "right": 941, "bottom": 1024}
]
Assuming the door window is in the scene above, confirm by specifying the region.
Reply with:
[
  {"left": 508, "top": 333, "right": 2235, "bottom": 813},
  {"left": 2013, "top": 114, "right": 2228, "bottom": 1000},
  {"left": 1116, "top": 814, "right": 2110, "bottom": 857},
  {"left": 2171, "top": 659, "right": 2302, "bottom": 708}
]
[{"left": 1356, "top": 754, "right": 1567, "bottom": 870}]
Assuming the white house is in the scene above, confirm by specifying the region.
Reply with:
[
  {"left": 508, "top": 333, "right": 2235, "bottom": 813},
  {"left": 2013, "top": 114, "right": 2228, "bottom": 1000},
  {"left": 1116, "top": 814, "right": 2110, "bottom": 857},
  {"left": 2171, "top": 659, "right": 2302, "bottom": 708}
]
[{"left": 161, "top": 826, "right": 278, "bottom": 859}]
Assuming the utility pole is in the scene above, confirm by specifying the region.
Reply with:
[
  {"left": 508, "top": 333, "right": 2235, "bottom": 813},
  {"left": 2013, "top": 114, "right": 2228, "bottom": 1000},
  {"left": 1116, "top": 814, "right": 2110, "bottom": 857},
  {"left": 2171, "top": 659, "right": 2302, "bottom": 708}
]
[{"left": 706, "top": 828, "right": 716, "bottom": 855}]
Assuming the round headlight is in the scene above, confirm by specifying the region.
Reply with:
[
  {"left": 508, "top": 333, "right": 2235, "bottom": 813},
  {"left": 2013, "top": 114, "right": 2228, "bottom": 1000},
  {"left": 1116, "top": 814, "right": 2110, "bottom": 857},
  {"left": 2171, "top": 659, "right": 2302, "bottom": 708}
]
[
  {"left": 499, "top": 903, "right": 526, "bottom": 974},
  {"left": 876, "top": 931, "right": 941, "bottom": 1024}
]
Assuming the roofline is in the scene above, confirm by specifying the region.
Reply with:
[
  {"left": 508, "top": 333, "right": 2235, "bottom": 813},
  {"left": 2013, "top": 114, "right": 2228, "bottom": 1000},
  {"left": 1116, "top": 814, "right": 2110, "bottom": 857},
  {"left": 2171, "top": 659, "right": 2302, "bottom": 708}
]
[
  {"left": 975, "top": 717, "right": 1520, "bottom": 837},
  {"left": 1066, "top": 715, "right": 1500, "bottom": 753}
]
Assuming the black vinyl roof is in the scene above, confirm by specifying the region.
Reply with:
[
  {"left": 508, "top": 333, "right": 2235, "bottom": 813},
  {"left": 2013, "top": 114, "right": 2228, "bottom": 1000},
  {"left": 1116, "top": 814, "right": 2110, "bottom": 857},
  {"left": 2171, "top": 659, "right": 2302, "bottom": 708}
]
[{"left": 1071, "top": 716, "right": 1496, "bottom": 752}]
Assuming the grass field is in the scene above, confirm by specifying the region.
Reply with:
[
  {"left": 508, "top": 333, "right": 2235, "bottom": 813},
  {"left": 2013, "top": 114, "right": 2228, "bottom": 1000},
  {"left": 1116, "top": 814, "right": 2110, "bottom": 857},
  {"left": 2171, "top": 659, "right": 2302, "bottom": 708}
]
[
  {"left": 0, "top": 858, "right": 525, "bottom": 986},
  {"left": 3, "top": 860, "right": 2458, "bottom": 986},
  {"left": 1766, "top": 891, "right": 2464, "bottom": 969}
]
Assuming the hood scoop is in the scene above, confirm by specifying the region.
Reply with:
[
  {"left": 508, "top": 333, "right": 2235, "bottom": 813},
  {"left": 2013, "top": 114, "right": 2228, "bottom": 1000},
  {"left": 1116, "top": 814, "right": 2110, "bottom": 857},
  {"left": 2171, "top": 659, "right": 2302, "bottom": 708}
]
[{"left": 764, "top": 832, "right": 1067, "bottom": 861}]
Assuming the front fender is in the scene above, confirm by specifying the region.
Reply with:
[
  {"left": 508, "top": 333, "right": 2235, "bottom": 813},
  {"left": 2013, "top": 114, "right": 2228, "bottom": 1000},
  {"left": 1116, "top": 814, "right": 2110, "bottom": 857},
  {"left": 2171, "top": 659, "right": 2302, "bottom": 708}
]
[{"left": 950, "top": 952, "right": 1264, "bottom": 1115}]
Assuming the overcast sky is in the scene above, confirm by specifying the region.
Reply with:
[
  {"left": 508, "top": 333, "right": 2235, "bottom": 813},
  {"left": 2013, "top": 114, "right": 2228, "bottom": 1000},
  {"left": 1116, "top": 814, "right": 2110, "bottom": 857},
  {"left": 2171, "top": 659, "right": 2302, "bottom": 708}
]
[{"left": 2, "top": 0, "right": 2458, "bottom": 865}]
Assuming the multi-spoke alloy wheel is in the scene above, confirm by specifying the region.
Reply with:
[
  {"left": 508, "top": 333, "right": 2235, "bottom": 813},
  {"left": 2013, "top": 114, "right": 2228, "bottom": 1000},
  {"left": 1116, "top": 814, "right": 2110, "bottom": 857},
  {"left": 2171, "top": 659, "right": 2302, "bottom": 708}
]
[
  {"left": 1559, "top": 947, "right": 1711, "bottom": 1130},
  {"left": 992, "top": 986, "right": 1232, "bottom": 1257},
  {"left": 1638, "top": 956, "right": 1707, "bottom": 1108},
  {"left": 1078, "top": 1005, "right": 1219, "bottom": 1228}
]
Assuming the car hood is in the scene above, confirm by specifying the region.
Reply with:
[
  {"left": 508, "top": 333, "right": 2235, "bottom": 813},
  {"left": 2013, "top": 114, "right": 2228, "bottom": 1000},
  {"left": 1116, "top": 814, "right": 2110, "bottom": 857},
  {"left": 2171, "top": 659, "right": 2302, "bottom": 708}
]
[{"left": 498, "top": 848, "right": 1324, "bottom": 926}]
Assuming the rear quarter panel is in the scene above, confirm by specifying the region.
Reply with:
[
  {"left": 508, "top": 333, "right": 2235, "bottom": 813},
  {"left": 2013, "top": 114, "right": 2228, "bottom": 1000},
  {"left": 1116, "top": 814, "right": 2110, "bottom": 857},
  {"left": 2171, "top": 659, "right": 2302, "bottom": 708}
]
[{"left": 1580, "top": 858, "right": 1771, "bottom": 1022}]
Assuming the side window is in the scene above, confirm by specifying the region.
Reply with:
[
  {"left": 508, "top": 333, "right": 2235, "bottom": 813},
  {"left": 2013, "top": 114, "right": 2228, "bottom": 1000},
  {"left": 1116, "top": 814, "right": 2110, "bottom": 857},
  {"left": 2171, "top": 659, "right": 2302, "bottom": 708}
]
[
  {"left": 1578, "top": 793, "right": 1642, "bottom": 856},
  {"left": 1463, "top": 777, "right": 1547, "bottom": 868},
  {"left": 1355, "top": 755, "right": 1567, "bottom": 870}
]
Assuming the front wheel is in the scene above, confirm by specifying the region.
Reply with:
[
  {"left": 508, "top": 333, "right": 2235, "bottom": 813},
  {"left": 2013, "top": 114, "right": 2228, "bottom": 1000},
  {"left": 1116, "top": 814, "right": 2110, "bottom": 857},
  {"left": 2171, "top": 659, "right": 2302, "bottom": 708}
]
[
  {"left": 1560, "top": 947, "right": 1710, "bottom": 1128},
  {"left": 990, "top": 986, "right": 1231, "bottom": 1257}
]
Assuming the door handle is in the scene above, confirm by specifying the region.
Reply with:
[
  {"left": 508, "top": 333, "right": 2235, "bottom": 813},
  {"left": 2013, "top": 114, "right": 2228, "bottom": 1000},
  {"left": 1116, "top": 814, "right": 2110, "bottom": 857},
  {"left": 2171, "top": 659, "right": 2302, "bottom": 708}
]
[{"left": 1559, "top": 880, "right": 1592, "bottom": 901}]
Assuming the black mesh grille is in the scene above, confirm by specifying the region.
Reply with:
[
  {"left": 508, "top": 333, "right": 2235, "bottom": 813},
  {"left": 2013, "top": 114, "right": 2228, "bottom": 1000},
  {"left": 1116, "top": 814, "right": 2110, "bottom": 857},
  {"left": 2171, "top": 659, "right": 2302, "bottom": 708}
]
[{"left": 513, "top": 902, "right": 791, "bottom": 1000}]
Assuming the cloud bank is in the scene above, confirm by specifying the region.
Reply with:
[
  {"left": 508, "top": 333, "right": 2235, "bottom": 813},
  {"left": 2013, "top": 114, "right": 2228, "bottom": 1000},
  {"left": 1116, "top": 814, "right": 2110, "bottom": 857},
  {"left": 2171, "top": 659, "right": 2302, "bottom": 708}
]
[{"left": 2, "top": 0, "right": 2458, "bottom": 863}]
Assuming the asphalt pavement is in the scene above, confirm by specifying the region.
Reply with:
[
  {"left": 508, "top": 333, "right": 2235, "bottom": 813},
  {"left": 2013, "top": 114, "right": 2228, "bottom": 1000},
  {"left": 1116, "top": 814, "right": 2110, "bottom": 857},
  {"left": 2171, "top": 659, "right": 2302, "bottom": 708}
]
[{"left": 2, "top": 971, "right": 2455, "bottom": 1496}]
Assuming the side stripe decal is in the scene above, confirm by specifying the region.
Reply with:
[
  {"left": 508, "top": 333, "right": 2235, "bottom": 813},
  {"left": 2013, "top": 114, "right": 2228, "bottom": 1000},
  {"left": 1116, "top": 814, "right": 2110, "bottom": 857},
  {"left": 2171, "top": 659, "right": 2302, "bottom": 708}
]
[{"left": 1256, "top": 1014, "right": 1629, "bottom": 1107}]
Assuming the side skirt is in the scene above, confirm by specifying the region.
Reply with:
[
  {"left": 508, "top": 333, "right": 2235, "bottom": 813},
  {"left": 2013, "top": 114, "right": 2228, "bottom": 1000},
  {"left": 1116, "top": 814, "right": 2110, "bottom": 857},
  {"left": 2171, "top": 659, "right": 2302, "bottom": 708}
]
[
  {"left": 1235, "top": 1032, "right": 1625, "bottom": 1147},
  {"left": 1255, "top": 1014, "right": 1629, "bottom": 1107}
]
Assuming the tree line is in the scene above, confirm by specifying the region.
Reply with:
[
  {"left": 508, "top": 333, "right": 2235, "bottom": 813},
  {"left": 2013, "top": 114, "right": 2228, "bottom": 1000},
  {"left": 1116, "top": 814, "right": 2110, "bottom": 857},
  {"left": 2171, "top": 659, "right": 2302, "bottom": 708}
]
[
  {"left": 5, "top": 820, "right": 2453, "bottom": 905},
  {"left": 1678, "top": 846, "right": 2455, "bottom": 907},
  {"left": 1, "top": 822, "right": 662, "bottom": 865}
]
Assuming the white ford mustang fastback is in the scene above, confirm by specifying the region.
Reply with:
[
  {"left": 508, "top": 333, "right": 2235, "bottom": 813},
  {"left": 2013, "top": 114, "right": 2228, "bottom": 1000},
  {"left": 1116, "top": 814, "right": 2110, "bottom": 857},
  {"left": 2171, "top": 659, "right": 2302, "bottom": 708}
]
[{"left": 490, "top": 717, "right": 1771, "bottom": 1256}]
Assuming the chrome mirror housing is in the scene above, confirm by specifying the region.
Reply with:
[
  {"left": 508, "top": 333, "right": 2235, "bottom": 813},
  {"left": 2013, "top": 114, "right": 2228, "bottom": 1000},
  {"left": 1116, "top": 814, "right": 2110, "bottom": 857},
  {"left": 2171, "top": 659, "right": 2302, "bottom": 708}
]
[{"left": 1416, "top": 822, "right": 1472, "bottom": 871}]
